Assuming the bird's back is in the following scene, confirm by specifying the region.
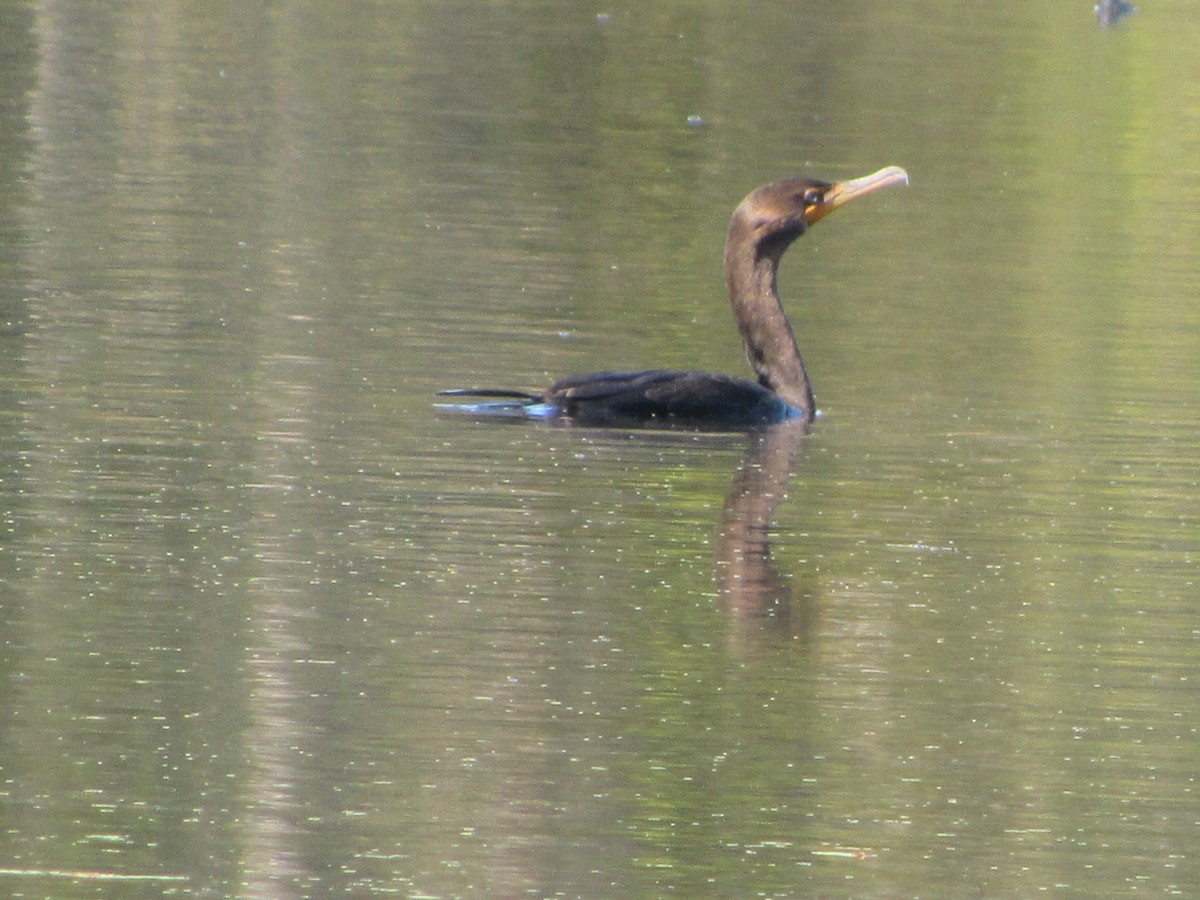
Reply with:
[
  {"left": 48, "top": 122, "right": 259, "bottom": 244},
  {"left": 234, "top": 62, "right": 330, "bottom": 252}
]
[{"left": 546, "top": 369, "right": 805, "bottom": 428}]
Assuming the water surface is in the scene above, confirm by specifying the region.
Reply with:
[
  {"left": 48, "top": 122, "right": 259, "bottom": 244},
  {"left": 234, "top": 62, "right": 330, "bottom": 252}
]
[{"left": 1, "top": 1, "right": 1198, "bottom": 896}]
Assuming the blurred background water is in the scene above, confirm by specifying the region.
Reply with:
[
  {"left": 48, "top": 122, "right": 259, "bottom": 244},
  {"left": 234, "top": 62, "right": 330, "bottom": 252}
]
[{"left": 1, "top": 0, "right": 1198, "bottom": 896}]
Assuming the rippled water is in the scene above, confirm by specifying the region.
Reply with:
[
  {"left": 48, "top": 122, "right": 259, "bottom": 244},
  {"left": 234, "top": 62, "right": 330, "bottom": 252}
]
[{"left": 1, "top": 1, "right": 1198, "bottom": 896}]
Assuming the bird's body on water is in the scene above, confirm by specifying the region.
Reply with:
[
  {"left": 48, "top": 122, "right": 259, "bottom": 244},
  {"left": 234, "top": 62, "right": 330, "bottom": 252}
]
[{"left": 438, "top": 165, "right": 908, "bottom": 430}]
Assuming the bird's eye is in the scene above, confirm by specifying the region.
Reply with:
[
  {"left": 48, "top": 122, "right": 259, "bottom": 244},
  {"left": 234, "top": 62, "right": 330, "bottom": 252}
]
[{"left": 802, "top": 188, "right": 824, "bottom": 207}]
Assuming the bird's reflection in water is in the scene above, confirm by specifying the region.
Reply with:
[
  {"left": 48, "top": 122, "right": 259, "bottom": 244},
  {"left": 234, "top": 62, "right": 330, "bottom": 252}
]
[{"left": 714, "top": 419, "right": 815, "bottom": 640}]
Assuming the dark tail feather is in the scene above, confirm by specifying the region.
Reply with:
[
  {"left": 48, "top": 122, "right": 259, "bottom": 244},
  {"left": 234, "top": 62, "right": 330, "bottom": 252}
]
[{"left": 437, "top": 388, "right": 544, "bottom": 403}]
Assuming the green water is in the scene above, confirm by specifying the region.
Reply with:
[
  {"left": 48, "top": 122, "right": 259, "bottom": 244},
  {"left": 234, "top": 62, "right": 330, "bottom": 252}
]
[{"left": 1, "top": 1, "right": 1197, "bottom": 896}]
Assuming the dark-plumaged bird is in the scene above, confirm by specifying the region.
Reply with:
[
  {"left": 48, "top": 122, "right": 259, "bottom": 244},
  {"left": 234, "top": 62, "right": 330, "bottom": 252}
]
[{"left": 438, "top": 165, "right": 908, "bottom": 430}]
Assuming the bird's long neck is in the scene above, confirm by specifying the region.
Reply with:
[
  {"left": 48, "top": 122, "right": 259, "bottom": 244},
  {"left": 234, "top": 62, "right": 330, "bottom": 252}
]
[{"left": 724, "top": 226, "right": 814, "bottom": 421}]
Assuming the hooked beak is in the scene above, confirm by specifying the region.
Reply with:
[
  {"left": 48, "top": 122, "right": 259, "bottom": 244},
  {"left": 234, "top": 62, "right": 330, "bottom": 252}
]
[{"left": 805, "top": 165, "right": 909, "bottom": 225}]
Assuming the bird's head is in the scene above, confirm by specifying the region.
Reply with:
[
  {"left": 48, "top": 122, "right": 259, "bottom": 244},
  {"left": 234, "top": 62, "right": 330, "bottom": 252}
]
[{"left": 733, "top": 165, "right": 909, "bottom": 252}]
